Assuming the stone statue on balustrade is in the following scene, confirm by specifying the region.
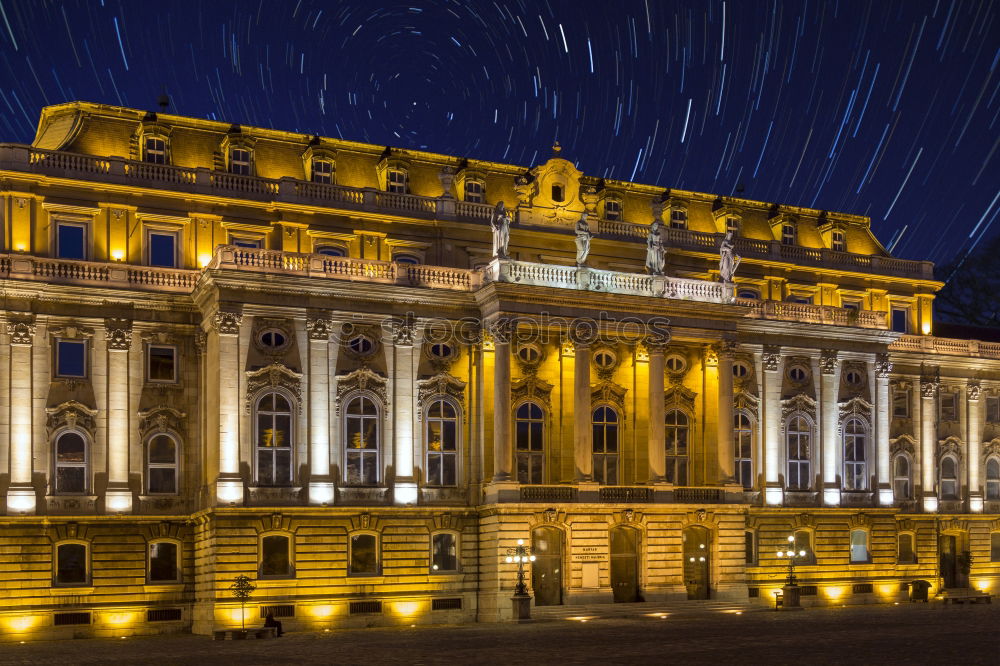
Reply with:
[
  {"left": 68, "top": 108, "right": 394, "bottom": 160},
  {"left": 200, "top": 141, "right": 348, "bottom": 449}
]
[
  {"left": 490, "top": 201, "right": 512, "bottom": 259},
  {"left": 645, "top": 220, "right": 665, "bottom": 276},
  {"left": 718, "top": 230, "right": 741, "bottom": 283},
  {"left": 574, "top": 214, "right": 593, "bottom": 267}
]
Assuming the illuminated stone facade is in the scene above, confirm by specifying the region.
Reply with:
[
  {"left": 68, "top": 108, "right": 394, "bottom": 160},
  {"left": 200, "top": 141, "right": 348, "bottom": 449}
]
[{"left": 0, "top": 102, "right": 998, "bottom": 640}]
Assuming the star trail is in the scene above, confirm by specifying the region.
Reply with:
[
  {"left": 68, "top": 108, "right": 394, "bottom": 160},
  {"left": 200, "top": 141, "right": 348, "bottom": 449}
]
[{"left": 0, "top": 0, "right": 996, "bottom": 266}]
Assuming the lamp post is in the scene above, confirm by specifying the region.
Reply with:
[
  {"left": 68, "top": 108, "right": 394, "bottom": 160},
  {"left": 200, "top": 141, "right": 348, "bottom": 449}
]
[
  {"left": 505, "top": 539, "right": 536, "bottom": 620},
  {"left": 776, "top": 535, "right": 808, "bottom": 609}
]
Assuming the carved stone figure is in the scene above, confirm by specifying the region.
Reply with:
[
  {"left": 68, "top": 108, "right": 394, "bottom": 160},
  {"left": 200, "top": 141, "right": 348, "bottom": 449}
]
[
  {"left": 574, "top": 215, "right": 593, "bottom": 267},
  {"left": 718, "top": 230, "right": 741, "bottom": 283},
  {"left": 645, "top": 220, "right": 665, "bottom": 276},
  {"left": 490, "top": 201, "right": 512, "bottom": 259}
]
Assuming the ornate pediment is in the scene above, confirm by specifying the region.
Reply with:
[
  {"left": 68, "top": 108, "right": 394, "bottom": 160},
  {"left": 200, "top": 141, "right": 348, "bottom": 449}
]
[
  {"left": 984, "top": 439, "right": 1000, "bottom": 459},
  {"left": 45, "top": 401, "right": 98, "bottom": 436},
  {"left": 138, "top": 406, "right": 186, "bottom": 437},
  {"left": 847, "top": 513, "right": 871, "bottom": 528},
  {"left": 781, "top": 393, "right": 817, "bottom": 419},
  {"left": 592, "top": 382, "right": 627, "bottom": 411},
  {"left": 512, "top": 375, "right": 554, "bottom": 412},
  {"left": 937, "top": 437, "right": 963, "bottom": 462},
  {"left": 417, "top": 372, "right": 467, "bottom": 418},
  {"left": 335, "top": 366, "right": 388, "bottom": 415},
  {"left": 839, "top": 395, "right": 873, "bottom": 419},
  {"left": 734, "top": 391, "right": 760, "bottom": 415},
  {"left": 245, "top": 363, "right": 303, "bottom": 414},
  {"left": 890, "top": 435, "right": 916, "bottom": 457},
  {"left": 665, "top": 384, "right": 697, "bottom": 412}
]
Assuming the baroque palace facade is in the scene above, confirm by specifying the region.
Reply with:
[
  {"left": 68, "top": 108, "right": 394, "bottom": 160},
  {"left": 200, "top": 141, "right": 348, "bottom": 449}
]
[{"left": 1, "top": 101, "right": 999, "bottom": 640}]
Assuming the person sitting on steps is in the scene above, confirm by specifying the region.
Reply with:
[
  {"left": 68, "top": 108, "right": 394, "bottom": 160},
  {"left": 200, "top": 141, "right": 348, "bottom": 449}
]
[{"left": 264, "top": 610, "right": 283, "bottom": 637}]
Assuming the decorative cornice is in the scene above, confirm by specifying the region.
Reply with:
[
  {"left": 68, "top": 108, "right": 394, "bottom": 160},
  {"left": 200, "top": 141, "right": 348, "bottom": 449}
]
[
  {"left": 45, "top": 400, "right": 98, "bottom": 436},
  {"left": 138, "top": 406, "right": 186, "bottom": 437},
  {"left": 511, "top": 375, "right": 554, "bottom": 412},
  {"left": 417, "top": 372, "right": 467, "bottom": 416},
  {"left": 335, "top": 366, "right": 389, "bottom": 415},
  {"left": 592, "top": 381, "right": 627, "bottom": 411},
  {"left": 245, "top": 363, "right": 303, "bottom": 414}
]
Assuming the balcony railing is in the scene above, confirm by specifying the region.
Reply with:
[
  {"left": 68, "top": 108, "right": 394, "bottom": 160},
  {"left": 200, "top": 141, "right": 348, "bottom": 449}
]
[
  {"left": 0, "top": 143, "right": 934, "bottom": 280},
  {"left": 891, "top": 334, "right": 1000, "bottom": 359},
  {"left": 2, "top": 254, "right": 198, "bottom": 293}
]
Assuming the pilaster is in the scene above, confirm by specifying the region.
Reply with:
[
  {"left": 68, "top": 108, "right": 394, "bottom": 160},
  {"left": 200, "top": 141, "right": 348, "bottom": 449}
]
[
  {"left": 5, "top": 317, "right": 36, "bottom": 513},
  {"left": 819, "top": 349, "right": 840, "bottom": 506},
  {"left": 389, "top": 315, "right": 419, "bottom": 505},
  {"left": 920, "top": 377, "right": 938, "bottom": 512},
  {"left": 646, "top": 336, "right": 667, "bottom": 483},
  {"left": 874, "top": 353, "right": 893, "bottom": 505},
  {"left": 966, "top": 381, "right": 982, "bottom": 512},
  {"left": 212, "top": 310, "right": 244, "bottom": 504},
  {"left": 762, "top": 345, "right": 782, "bottom": 505},
  {"left": 306, "top": 315, "right": 334, "bottom": 505},
  {"left": 104, "top": 318, "right": 133, "bottom": 513}
]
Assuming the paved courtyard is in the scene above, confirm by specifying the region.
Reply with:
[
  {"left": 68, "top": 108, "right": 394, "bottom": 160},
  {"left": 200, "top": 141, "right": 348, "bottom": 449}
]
[{"left": 1, "top": 602, "right": 997, "bottom": 665}]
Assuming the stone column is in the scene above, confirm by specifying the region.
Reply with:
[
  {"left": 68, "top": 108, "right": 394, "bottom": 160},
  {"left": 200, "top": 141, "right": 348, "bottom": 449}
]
[
  {"left": 762, "top": 345, "right": 783, "bottom": 505},
  {"left": 875, "top": 353, "right": 893, "bottom": 506},
  {"left": 646, "top": 336, "right": 667, "bottom": 483},
  {"left": 571, "top": 330, "right": 595, "bottom": 482},
  {"left": 104, "top": 318, "right": 133, "bottom": 513},
  {"left": 716, "top": 342, "right": 736, "bottom": 484},
  {"left": 819, "top": 349, "right": 840, "bottom": 506},
  {"left": 390, "top": 316, "right": 419, "bottom": 505},
  {"left": 213, "top": 311, "right": 244, "bottom": 504},
  {"left": 5, "top": 319, "right": 36, "bottom": 513},
  {"left": 920, "top": 377, "right": 938, "bottom": 512},
  {"left": 306, "top": 316, "right": 334, "bottom": 505},
  {"left": 966, "top": 382, "right": 983, "bottom": 512},
  {"left": 489, "top": 318, "right": 514, "bottom": 482}
]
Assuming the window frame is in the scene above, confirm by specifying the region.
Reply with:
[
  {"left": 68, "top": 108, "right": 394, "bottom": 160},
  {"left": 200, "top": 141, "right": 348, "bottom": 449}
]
[
  {"left": 228, "top": 233, "right": 264, "bottom": 249},
  {"left": 986, "top": 396, "right": 1000, "bottom": 423},
  {"left": 744, "top": 530, "right": 757, "bottom": 565},
  {"left": 892, "top": 387, "right": 911, "bottom": 418},
  {"left": 842, "top": 417, "right": 869, "bottom": 491},
  {"left": 897, "top": 532, "right": 917, "bottom": 564},
  {"left": 849, "top": 529, "right": 870, "bottom": 564},
  {"left": 781, "top": 223, "right": 796, "bottom": 246},
  {"left": 314, "top": 244, "right": 347, "bottom": 257},
  {"left": 143, "top": 135, "right": 168, "bottom": 164},
  {"left": 386, "top": 168, "right": 408, "bottom": 194},
  {"left": 515, "top": 401, "right": 546, "bottom": 484},
  {"left": 664, "top": 409, "right": 689, "bottom": 486},
  {"left": 146, "top": 344, "right": 178, "bottom": 383},
  {"left": 830, "top": 230, "right": 847, "bottom": 252},
  {"left": 991, "top": 532, "right": 1000, "bottom": 563},
  {"left": 55, "top": 219, "right": 90, "bottom": 261},
  {"left": 392, "top": 253, "right": 421, "bottom": 265},
  {"left": 349, "top": 532, "right": 380, "bottom": 576},
  {"left": 54, "top": 338, "right": 88, "bottom": 379},
  {"left": 939, "top": 391, "right": 959, "bottom": 422},
  {"left": 464, "top": 179, "right": 485, "bottom": 203},
  {"left": 147, "top": 538, "right": 182, "bottom": 584},
  {"left": 793, "top": 529, "right": 816, "bottom": 565},
  {"left": 669, "top": 208, "right": 688, "bottom": 230},
  {"left": 734, "top": 411, "right": 754, "bottom": 490},
  {"left": 785, "top": 414, "right": 813, "bottom": 491},
  {"left": 146, "top": 431, "right": 180, "bottom": 495},
  {"left": 430, "top": 531, "right": 460, "bottom": 573},
  {"left": 425, "top": 396, "right": 461, "bottom": 487},
  {"left": 253, "top": 389, "right": 295, "bottom": 487},
  {"left": 259, "top": 532, "right": 295, "bottom": 579},
  {"left": 145, "top": 227, "right": 180, "bottom": 268},
  {"left": 985, "top": 457, "right": 1000, "bottom": 501},
  {"left": 311, "top": 158, "right": 334, "bottom": 184},
  {"left": 893, "top": 453, "right": 912, "bottom": 501},
  {"left": 939, "top": 455, "right": 959, "bottom": 500},
  {"left": 890, "top": 306, "right": 910, "bottom": 334},
  {"left": 591, "top": 404, "right": 620, "bottom": 486},
  {"left": 603, "top": 197, "right": 622, "bottom": 221},
  {"left": 725, "top": 216, "right": 741, "bottom": 236},
  {"left": 228, "top": 147, "right": 253, "bottom": 175},
  {"left": 53, "top": 540, "right": 90, "bottom": 587},
  {"left": 53, "top": 429, "right": 89, "bottom": 495},
  {"left": 343, "top": 392, "right": 383, "bottom": 486}
]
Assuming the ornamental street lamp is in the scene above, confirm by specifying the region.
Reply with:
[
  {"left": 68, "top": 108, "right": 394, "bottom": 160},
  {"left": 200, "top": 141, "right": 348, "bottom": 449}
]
[
  {"left": 505, "top": 539, "right": 536, "bottom": 620},
  {"left": 776, "top": 535, "right": 808, "bottom": 609}
]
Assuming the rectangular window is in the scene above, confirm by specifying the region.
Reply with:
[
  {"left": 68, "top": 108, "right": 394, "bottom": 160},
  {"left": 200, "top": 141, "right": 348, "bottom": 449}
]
[
  {"left": 891, "top": 307, "right": 910, "bottom": 333},
  {"left": 55, "top": 543, "right": 88, "bottom": 586},
  {"left": 670, "top": 209, "right": 688, "bottom": 229},
  {"left": 726, "top": 217, "right": 740, "bottom": 235},
  {"left": 432, "top": 533, "right": 458, "bottom": 572},
  {"left": 55, "top": 340, "right": 87, "bottom": 378},
  {"left": 850, "top": 530, "right": 869, "bottom": 563},
  {"left": 892, "top": 389, "right": 910, "bottom": 418},
  {"left": 350, "top": 534, "right": 379, "bottom": 575},
  {"left": 144, "top": 137, "right": 166, "bottom": 164},
  {"left": 229, "top": 148, "right": 251, "bottom": 175},
  {"left": 604, "top": 198, "right": 621, "bottom": 221},
  {"left": 992, "top": 533, "right": 1000, "bottom": 562},
  {"left": 311, "top": 159, "right": 333, "bottom": 184},
  {"left": 781, "top": 224, "right": 796, "bottom": 245},
  {"left": 744, "top": 531, "right": 756, "bottom": 565},
  {"left": 56, "top": 221, "right": 87, "bottom": 260},
  {"left": 465, "top": 180, "right": 484, "bottom": 203},
  {"left": 842, "top": 300, "right": 862, "bottom": 312},
  {"left": 147, "top": 345, "right": 177, "bottom": 383},
  {"left": 387, "top": 169, "right": 407, "bottom": 193},
  {"left": 831, "top": 230, "right": 846, "bottom": 252},
  {"left": 147, "top": 230, "right": 178, "bottom": 268},
  {"left": 229, "top": 235, "right": 262, "bottom": 249},
  {"left": 149, "top": 542, "right": 179, "bottom": 582},
  {"left": 897, "top": 533, "right": 916, "bottom": 564},
  {"left": 986, "top": 396, "right": 1000, "bottom": 423},
  {"left": 940, "top": 392, "right": 958, "bottom": 421}
]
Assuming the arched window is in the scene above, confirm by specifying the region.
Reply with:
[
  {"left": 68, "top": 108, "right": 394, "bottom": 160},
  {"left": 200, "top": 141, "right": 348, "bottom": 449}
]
[
  {"left": 464, "top": 179, "right": 484, "bottom": 203},
  {"left": 345, "top": 394, "right": 380, "bottom": 485},
  {"left": 986, "top": 458, "right": 1000, "bottom": 500},
  {"left": 148, "top": 540, "right": 180, "bottom": 583},
  {"left": 843, "top": 418, "right": 868, "bottom": 491},
  {"left": 350, "top": 533, "right": 379, "bottom": 575},
  {"left": 255, "top": 391, "right": 293, "bottom": 486},
  {"left": 54, "top": 431, "right": 88, "bottom": 494},
  {"left": 54, "top": 542, "right": 88, "bottom": 586},
  {"left": 311, "top": 158, "right": 333, "bottom": 184},
  {"left": 940, "top": 456, "right": 959, "bottom": 500},
  {"left": 786, "top": 415, "right": 811, "bottom": 490},
  {"left": 147, "top": 433, "right": 178, "bottom": 494},
  {"left": 850, "top": 529, "right": 869, "bottom": 563},
  {"left": 603, "top": 198, "right": 622, "bottom": 221},
  {"left": 143, "top": 135, "right": 168, "bottom": 164},
  {"left": 387, "top": 168, "right": 407, "bottom": 193},
  {"left": 592, "top": 406, "right": 619, "bottom": 485},
  {"left": 665, "top": 410, "right": 688, "bottom": 486},
  {"left": 426, "top": 398, "right": 459, "bottom": 486},
  {"left": 260, "top": 534, "right": 293, "bottom": 578},
  {"left": 229, "top": 147, "right": 252, "bottom": 175},
  {"left": 515, "top": 402, "right": 545, "bottom": 484},
  {"left": 893, "top": 455, "right": 912, "bottom": 500},
  {"left": 734, "top": 412, "right": 754, "bottom": 490},
  {"left": 551, "top": 184, "right": 565, "bottom": 202},
  {"left": 431, "top": 532, "right": 458, "bottom": 572},
  {"left": 897, "top": 533, "right": 916, "bottom": 564}
]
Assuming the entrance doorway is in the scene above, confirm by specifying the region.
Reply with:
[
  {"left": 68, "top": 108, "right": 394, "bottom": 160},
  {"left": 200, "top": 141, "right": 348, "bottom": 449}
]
[
  {"left": 531, "top": 526, "right": 563, "bottom": 606},
  {"left": 610, "top": 526, "right": 640, "bottom": 603},
  {"left": 938, "top": 534, "right": 967, "bottom": 589},
  {"left": 683, "top": 525, "right": 711, "bottom": 600}
]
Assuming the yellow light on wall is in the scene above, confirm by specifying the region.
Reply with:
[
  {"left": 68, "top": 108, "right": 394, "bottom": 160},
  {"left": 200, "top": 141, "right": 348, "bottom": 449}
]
[
  {"left": 104, "top": 611, "right": 139, "bottom": 625},
  {"left": 921, "top": 320, "right": 931, "bottom": 335},
  {"left": 198, "top": 253, "right": 212, "bottom": 268},
  {"left": 4, "top": 616, "right": 39, "bottom": 632},
  {"left": 391, "top": 601, "right": 423, "bottom": 618},
  {"left": 14, "top": 243, "right": 26, "bottom": 252},
  {"left": 973, "top": 580, "right": 991, "bottom": 593},
  {"left": 111, "top": 249, "right": 125, "bottom": 261},
  {"left": 876, "top": 583, "right": 898, "bottom": 599},
  {"left": 309, "top": 604, "right": 335, "bottom": 619},
  {"left": 824, "top": 586, "right": 845, "bottom": 601}
]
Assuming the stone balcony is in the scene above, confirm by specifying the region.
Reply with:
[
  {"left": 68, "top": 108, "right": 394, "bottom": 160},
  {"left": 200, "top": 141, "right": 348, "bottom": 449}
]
[
  {"left": 0, "top": 143, "right": 933, "bottom": 280},
  {"left": 890, "top": 334, "right": 1000, "bottom": 359}
]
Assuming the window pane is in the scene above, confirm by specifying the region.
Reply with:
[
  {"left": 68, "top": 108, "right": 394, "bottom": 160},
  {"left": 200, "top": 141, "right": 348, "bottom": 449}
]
[
  {"left": 57, "top": 224, "right": 86, "bottom": 260},
  {"left": 149, "top": 435, "right": 176, "bottom": 464},
  {"left": 351, "top": 534, "right": 377, "bottom": 574},
  {"left": 850, "top": 531, "right": 867, "bottom": 562},
  {"left": 258, "top": 450, "right": 274, "bottom": 485},
  {"left": 427, "top": 455, "right": 441, "bottom": 485},
  {"left": 57, "top": 544, "right": 87, "bottom": 584},
  {"left": 432, "top": 533, "right": 457, "bottom": 571},
  {"left": 149, "top": 542, "right": 178, "bottom": 582},
  {"left": 148, "top": 232, "right": 177, "bottom": 267},
  {"left": 148, "top": 346, "right": 176, "bottom": 381},
  {"left": 57, "top": 340, "right": 86, "bottom": 377},
  {"left": 57, "top": 433, "right": 86, "bottom": 462},
  {"left": 744, "top": 532, "right": 755, "bottom": 564},
  {"left": 148, "top": 467, "right": 176, "bottom": 494},
  {"left": 261, "top": 536, "right": 290, "bottom": 576},
  {"left": 56, "top": 467, "right": 85, "bottom": 494}
]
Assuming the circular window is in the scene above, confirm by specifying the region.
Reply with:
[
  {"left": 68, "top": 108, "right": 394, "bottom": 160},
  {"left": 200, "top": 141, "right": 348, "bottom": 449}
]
[
  {"left": 429, "top": 342, "right": 454, "bottom": 359},
  {"left": 845, "top": 370, "right": 863, "bottom": 386},
  {"left": 788, "top": 365, "right": 808, "bottom": 382},
  {"left": 665, "top": 354, "right": 687, "bottom": 373},
  {"left": 594, "top": 349, "right": 617, "bottom": 370},
  {"left": 517, "top": 344, "right": 542, "bottom": 364},
  {"left": 257, "top": 328, "right": 288, "bottom": 351},
  {"left": 348, "top": 334, "right": 375, "bottom": 356},
  {"left": 733, "top": 361, "right": 750, "bottom": 378}
]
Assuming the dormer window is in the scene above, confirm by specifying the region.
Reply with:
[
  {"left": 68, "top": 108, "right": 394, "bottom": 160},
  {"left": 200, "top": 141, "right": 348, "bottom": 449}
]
[
  {"left": 831, "top": 230, "right": 847, "bottom": 252},
  {"left": 144, "top": 137, "right": 167, "bottom": 164},
  {"left": 387, "top": 168, "right": 407, "bottom": 194},
  {"left": 465, "top": 179, "right": 484, "bottom": 203},
  {"left": 229, "top": 148, "right": 252, "bottom": 175},
  {"left": 551, "top": 184, "right": 564, "bottom": 203},
  {"left": 726, "top": 217, "right": 741, "bottom": 236},
  {"left": 312, "top": 159, "right": 333, "bottom": 184},
  {"left": 604, "top": 198, "right": 622, "bottom": 221},
  {"left": 670, "top": 209, "right": 688, "bottom": 230},
  {"left": 781, "top": 223, "right": 796, "bottom": 246}
]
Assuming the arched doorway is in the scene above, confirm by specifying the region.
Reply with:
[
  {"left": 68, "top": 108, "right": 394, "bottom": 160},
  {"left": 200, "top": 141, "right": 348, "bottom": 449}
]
[
  {"left": 531, "top": 526, "right": 563, "bottom": 606},
  {"left": 683, "top": 525, "right": 711, "bottom": 600},
  {"left": 610, "top": 526, "right": 640, "bottom": 603}
]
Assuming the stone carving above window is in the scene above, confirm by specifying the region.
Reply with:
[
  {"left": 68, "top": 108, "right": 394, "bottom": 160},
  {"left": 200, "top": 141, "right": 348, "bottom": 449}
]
[
  {"left": 937, "top": 437, "right": 963, "bottom": 462},
  {"left": 512, "top": 375, "right": 554, "bottom": 412},
  {"left": 890, "top": 435, "right": 916, "bottom": 458},
  {"left": 781, "top": 393, "right": 817, "bottom": 420},
  {"left": 138, "top": 406, "right": 186, "bottom": 438},
  {"left": 245, "top": 363, "right": 302, "bottom": 414},
  {"left": 665, "top": 384, "right": 697, "bottom": 413},
  {"left": 592, "top": 381, "right": 627, "bottom": 411},
  {"left": 417, "top": 372, "right": 466, "bottom": 419},
  {"left": 335, "top": 366, "right": 388, "bottom": 415},
  {"left": 45, "top": 400, "right": 98, "bottom": 437}
]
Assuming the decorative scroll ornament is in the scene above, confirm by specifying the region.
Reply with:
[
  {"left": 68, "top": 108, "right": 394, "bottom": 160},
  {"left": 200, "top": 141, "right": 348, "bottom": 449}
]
[
  {"left": 417, "top": 372, "right": 467, "bottom": 418},
  {"left": 665, "top": 384, "right": 697, "bottom": 413},
  {"left": 306, "top": 316, "right": 333, "bottom": 341},
  {"left": 734, "top": 391, "right": 760, "bottom": 418},
  {"left": 592, "top": 382, "right": 627, "bottom": 411},
  {"left": 335, "top": 366, "right": 389, "bottom": 415},
  {"left": 46, "top": 401, "right": 98, "bottom": 437},
  {"left": 138, "top": 406, "right": 186, "bottom": 438},
  {"left": 781, "top": 393, "right": 818, "bottom": 420},
  {"left": 875, "top": 353, "right": 893, "bottom": 379},
  {"left": 983, "top": 440, "right": 1000, "bottom": 459},
  {"left": 511, "top": 375, "right": 554, "bottom": 412},
  {"left": 245, "top": 363, "right": 303, "bottom": 414},
  {"left": 5, "top": 318, "right": 36, "bottom": 346},
  {"left": 920, "top": 380, "right": 939, "bottom": 399},
  {"left": 388, "top": 315, "right": 417, "bottom": 346},
  {"left": 704, "top": 345, "right": 719, "bottom": 368},
  {"left": 212, "top": 311, "right": 243, "bottom": 336},
  {"left": 839, "top": 396, "right": 873, "bottom": 430},
  {"left": 762, "top": 345, "right": 781, "bottom": 372},
  {"left": 890, "top": 436, "right": 917, "bottom": 458},
  {"left": 104, "top": 318, "right": 133, "bottom": 351},
  {"left": 819, "top": 349, "right": 839, "bottom": 375},
  {"left": 937, "top": 437, "right": 963, "bottom": 462},
  {"left": 487, "top": 318, "right": 514, "bottom": 345},
  {"left": 967, "top": 381, "right": 982, "bottom": 401}
]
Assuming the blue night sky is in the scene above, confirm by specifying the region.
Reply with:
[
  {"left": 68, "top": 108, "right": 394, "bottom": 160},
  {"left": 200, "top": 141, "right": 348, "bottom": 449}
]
[{"left": 0, "top": 0, "right": 996, "bottom": 267}]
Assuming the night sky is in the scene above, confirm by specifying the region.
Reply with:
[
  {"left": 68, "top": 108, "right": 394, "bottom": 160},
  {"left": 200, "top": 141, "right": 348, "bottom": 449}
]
[{"left": 0, "top": 1, "right": 996, "bottom": 267}]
